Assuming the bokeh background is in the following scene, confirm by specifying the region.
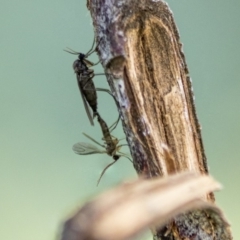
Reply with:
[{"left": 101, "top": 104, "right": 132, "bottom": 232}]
[{"left": 1, "top": 1, "right": 239, "bottom": 239}]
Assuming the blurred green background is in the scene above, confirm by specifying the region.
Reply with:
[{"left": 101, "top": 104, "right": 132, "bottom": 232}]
[{"left": 0, "top": 1, "right": 239, "bottom": 239}]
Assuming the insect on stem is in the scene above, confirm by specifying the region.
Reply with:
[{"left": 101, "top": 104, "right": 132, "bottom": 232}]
[
  {"left": 72, "top": 115, "right": 132, "bottom": 185},
  {"left": 64, "top": 38, "right": 101, "bottom": 126}
]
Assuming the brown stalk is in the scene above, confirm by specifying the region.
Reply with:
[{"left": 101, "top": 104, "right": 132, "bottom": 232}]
[{"left": 61, "top": 0, "right": 233, "bottom": 239}]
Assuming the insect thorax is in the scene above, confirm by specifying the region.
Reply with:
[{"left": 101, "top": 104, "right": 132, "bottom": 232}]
[{"left": 73, "top": 59, "right": 88, "bottom": 74}]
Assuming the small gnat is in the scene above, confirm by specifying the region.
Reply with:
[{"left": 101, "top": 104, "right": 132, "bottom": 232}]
[{"left": 64, "top": 39, "right": 99, "bottom": 126}]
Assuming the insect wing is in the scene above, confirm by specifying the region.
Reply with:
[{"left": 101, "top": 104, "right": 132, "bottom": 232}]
[
  {"left": 72, "top": 142, "right": 104, "bottom": 155},
  {"left": 76, "top": 75, "right": 94, "bottom": 126}
]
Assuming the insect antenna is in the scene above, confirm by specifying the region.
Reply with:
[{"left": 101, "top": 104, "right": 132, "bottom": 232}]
[
  {"left": 63, "top": 47, "right": 80, "bottom": 55},
  {"left": 64, "top": 37, "right": 97, "bottom": 56}
]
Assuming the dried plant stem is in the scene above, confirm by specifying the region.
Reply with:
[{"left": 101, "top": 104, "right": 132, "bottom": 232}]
[{"left": 85, "top": 0, "right": 232, "bottom": 239}]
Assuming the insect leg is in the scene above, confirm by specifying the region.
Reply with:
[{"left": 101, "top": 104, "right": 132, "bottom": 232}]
[
  {"left": 82, "top": 132, "right": 106, "bottom": 148},
  {"left": 91, "top": 59, "right": 101, "bottom": 66},
  {"left": 86, "top": 36, "right": 104, "bottom": 58},
  {"left": 95, "top": 87, "right": 112, "bottom": 95},
  {"left": 117, "top": 151, "right": 133, "bottom": 163},
  {"left": 108, "top": 115, "right": 121, "bottom": 132},
  {"left": 97, "top": 159, "right": 118, "bottom": 186},
  {"left": 85, "top": 37, "right": 96, "bottom": 57},
  {"left": 81, "top": 74, "right": 105, "bottom": 91}
]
